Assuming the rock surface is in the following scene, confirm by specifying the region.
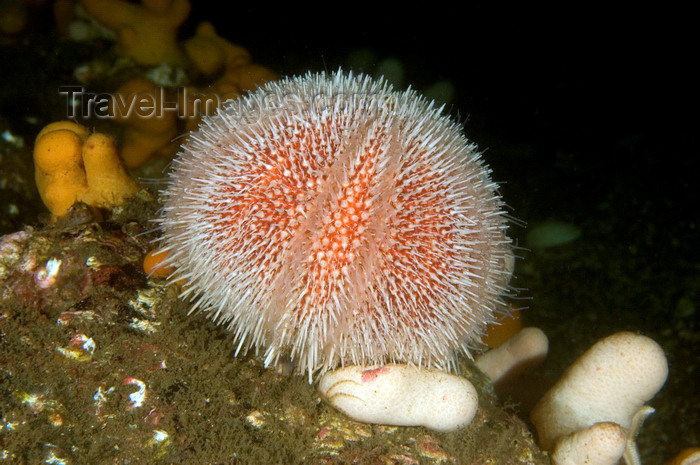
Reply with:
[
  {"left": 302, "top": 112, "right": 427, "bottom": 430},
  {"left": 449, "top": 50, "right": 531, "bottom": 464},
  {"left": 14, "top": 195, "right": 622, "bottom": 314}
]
[{"left": 0, "top": 212, "right": 548, "bottom": 464}]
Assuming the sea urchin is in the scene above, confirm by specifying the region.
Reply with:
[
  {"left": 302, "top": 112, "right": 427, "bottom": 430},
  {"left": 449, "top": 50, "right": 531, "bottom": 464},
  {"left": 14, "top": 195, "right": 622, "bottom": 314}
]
[{"left": 156, "top": 71, "right": 513, "bottom": 379}]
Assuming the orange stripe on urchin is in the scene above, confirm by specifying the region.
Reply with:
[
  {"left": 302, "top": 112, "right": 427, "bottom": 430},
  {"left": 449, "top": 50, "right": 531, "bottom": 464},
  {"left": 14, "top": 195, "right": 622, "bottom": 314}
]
[{"left": 156, "top": 71, "right": 514, "bottom": 379}]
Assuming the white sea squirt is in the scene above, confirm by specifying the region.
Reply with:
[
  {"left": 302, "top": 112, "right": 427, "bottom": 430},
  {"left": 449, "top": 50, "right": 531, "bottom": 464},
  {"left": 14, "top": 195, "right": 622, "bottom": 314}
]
[{"left": 318, "top": 364, "right": 479, "bottom": 432}]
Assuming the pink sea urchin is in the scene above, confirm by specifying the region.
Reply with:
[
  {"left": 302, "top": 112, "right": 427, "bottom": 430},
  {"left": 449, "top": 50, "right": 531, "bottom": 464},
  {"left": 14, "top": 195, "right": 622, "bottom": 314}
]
[{"left": 157, "top": 71, "right": 513, "bottom": 379}]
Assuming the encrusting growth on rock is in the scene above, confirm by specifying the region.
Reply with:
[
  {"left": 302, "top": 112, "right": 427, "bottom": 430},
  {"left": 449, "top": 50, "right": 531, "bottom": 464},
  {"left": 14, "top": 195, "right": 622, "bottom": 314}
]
[{"left": 33, "top": 121, "right": 138, "bottom": 217}]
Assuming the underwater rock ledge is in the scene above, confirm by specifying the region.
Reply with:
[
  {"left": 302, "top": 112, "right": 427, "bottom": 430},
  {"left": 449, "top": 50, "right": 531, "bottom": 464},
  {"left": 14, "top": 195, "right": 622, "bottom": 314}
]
[{"left": 0, "top": 214, "right": 548, "bottom": 464}]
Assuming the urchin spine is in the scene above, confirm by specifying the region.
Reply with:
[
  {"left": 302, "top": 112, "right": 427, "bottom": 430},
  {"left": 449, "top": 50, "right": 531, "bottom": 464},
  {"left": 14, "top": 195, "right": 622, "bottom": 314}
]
[{"left": 156, "top": 71, "right": 513, "bottom": 379}]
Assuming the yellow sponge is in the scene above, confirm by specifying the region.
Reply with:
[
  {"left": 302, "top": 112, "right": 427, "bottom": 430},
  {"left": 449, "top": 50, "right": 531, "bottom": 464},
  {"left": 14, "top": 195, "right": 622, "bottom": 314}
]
[{"left": 34, "top": 121, "right": 138, "bottom": 217}]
